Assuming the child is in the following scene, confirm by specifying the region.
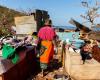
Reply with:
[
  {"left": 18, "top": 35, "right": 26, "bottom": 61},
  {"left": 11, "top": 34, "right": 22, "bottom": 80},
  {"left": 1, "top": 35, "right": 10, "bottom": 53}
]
[{"left": 32, "top": 32, "right": 38, "bottom": 46}]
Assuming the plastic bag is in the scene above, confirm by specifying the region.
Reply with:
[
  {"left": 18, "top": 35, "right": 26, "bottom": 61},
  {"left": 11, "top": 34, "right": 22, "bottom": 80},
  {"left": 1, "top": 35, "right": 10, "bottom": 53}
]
[{"left": 2, "top": 43, "right": 19, "bottom": 64}]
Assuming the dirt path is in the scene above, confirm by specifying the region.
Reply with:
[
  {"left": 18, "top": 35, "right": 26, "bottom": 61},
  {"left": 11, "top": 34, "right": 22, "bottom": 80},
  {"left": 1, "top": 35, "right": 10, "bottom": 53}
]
[{"left": 31, "top": 54, "right": 68, "bottom": 80}]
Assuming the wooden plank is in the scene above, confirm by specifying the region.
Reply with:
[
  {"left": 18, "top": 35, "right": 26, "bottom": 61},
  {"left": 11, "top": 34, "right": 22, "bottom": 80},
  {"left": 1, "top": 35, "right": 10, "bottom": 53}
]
[{"left": 65, "top": 50, "right": 71, "bottom": 75}]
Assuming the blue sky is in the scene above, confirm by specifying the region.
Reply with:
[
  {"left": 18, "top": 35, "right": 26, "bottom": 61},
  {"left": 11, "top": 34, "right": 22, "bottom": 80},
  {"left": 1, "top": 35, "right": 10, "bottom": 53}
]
[{"left": 0, "top": 0, "right": 99, "bottom": 26}]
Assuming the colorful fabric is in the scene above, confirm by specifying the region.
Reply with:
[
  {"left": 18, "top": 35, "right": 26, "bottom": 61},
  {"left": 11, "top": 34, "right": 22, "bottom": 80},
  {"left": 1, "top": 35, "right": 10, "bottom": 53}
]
[
  {"left": 2, "top": 44, "right": 15, "bottom": 59},
  {"left": 40, "top": 40, "right": 54, "bottom": 64},
  {"left": 38, "top": 26, "right": 56, "bottom": 40},
  {"left": 2, "top": 44, "right": 19, "bottom": 64},
  {"left": 11, "top": 53, "right": 19, "bottom": 64}
]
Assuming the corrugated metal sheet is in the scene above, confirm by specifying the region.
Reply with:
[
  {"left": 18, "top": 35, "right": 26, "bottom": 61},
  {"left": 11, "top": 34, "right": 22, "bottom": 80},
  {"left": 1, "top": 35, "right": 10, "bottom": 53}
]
[{"left": 69, "top": 19, "right": 91, "bottom": 32}]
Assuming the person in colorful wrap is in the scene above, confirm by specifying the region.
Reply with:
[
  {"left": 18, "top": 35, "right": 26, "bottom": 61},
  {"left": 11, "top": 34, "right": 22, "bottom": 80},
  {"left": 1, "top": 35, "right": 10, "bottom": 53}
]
[{"left": 38, "top": 19, "right": 56, "bottom": 76}]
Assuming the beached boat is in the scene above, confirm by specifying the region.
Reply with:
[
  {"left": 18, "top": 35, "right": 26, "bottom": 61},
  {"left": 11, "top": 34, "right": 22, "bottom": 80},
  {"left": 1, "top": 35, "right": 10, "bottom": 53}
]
[{"left": 65, "top": 49, "right": 100, "bottom": 80}]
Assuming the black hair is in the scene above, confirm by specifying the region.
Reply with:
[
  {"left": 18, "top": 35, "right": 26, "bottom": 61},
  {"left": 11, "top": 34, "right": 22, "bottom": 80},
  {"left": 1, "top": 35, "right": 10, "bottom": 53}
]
[
  {"left": 32, "top": 32, "right": 37, "bottom": 36},
  {"left": 44, "top": 19, "right": 52, "bottom": 26}
]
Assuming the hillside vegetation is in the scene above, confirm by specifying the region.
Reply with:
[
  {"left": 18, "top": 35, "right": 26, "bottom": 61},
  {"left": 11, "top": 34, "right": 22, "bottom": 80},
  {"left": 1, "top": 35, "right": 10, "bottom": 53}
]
[{"left": 0, "top": 5, "right": 26, "bottom": 36}]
